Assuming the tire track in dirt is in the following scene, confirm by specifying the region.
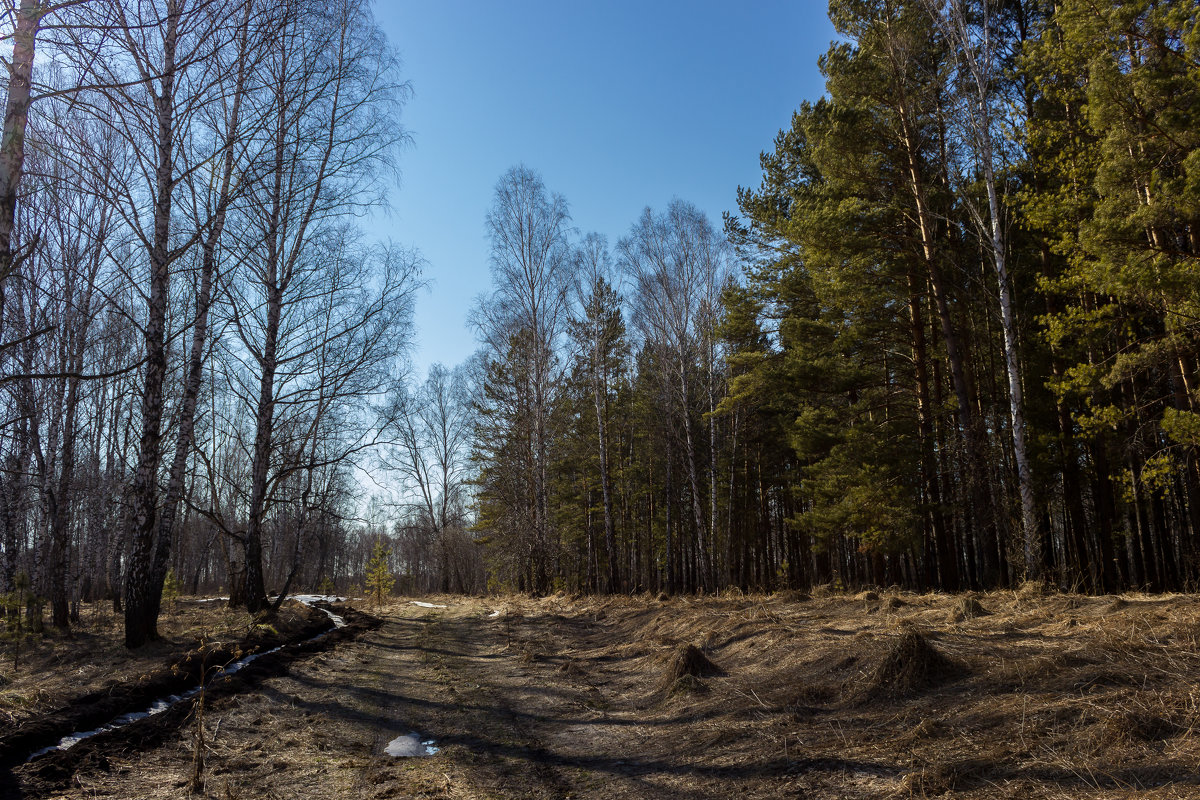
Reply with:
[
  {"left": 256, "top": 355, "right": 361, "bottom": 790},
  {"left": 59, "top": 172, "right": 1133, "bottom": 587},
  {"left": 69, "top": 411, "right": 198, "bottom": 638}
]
[
  {"left": 429, "top": 605, "right": 702, "bottom": 800},
  {"left": 346, "top": 602, "right": 697, "bottom": 799}
]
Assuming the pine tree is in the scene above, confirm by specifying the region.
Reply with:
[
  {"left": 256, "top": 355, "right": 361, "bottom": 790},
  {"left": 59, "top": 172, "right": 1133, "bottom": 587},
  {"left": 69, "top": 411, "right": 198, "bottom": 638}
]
[{"left": 364, "top": 540, "right": 396, "bottom": 608}]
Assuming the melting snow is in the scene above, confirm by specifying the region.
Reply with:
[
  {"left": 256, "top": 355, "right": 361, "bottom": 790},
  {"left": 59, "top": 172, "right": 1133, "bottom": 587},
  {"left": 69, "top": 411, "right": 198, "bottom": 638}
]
[
  {"left": 488, "top": 610, "right": 501, "bottom": 618},
  {"left": 385, "top": 732, "right": 439, "bottom": 757},
  {"left": 27, "top": 595, "right": 345, "bottom": 762},
  {"left": 410, "top": 601, "right": 448, "bottom": 609}
]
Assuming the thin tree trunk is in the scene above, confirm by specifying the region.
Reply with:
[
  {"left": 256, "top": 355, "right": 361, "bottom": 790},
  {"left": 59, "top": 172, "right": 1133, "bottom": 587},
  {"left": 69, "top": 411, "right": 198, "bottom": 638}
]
[
  {"left": 593, "top": 375, "right": 618, "bottom": 592},
  {"left": 983, "top": 157, "right": 1041, "bottom": 580},
  {"left": 148, "top": 3, "right": 251, "bottom": 626},
  {"left": 678, "top": 365, "right": 710, "bottom": 591},
  {"left": 125, "top": 2, "right": 180, "bottom": 649}
]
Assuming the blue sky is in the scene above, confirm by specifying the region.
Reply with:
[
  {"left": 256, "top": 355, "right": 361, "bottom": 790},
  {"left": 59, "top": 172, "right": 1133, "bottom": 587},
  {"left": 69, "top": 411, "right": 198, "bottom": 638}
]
[{"left": 368, "top": 1, "right": 836, "bottom": 376}]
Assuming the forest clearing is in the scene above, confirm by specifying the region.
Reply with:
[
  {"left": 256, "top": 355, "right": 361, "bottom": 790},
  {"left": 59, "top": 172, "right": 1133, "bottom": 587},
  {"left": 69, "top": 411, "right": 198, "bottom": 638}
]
[
  {"left": 3, "top": 1, "right": 1200, "bottom": 797},
  {"left": 4, "top": 589, "right": 1200, "bottom": 799}
]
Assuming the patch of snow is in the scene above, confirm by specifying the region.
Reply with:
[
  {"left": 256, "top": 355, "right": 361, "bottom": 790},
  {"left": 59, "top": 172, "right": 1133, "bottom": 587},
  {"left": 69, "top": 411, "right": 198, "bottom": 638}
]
[
  {"left": 410, "top": 601, "right": 448, "bottom": 609},
  {"left": 385, "top": 732, "right": 439, "bottom": 757},
  {"left": 488, "top": 610, "right": 501, "bottom": 618},
  {"left": 312, "top": 606, "right": 346, "bottom": 628}
]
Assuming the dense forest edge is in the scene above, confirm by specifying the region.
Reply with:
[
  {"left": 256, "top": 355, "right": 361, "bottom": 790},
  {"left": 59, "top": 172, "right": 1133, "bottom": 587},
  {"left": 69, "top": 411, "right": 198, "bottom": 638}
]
[{"left": 2, "top": 0, "right": 1200, "bottom": 657}]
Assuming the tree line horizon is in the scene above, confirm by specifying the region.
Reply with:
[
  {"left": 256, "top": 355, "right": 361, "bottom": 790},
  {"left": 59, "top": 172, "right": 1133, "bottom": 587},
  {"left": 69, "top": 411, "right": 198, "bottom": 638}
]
[{"left": 2, "top": 0, "right": 1198, "bottom": 650}]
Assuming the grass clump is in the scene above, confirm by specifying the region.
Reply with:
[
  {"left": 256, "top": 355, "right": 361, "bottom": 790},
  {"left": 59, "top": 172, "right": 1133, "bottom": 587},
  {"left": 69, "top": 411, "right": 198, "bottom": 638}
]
[
  {"left": 660, "top": 643, "right": 722, "bottom": 695},
  {"left": 856, "top": 626, "right": 960, "bottom": 701},
  {"left": 951, "top": 595, "right": 989, "bottom": 621}
]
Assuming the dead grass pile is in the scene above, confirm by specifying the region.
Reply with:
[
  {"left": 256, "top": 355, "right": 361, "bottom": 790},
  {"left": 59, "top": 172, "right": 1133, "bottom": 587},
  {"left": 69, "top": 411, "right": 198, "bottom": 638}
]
[
  {"left": 1016, "top": 579, "right": 1048, "bottom": 598},
  {"left": 665, "top": 643, "right": 722, "bottom": 679},
  {"left": 660, "top": 643, "right": 722, "bottom": 695},
  {"left": 951, "top": 595, "right": 989, "bottom": 621},
  {"left": 855, "top": 626, "right": 960, "bottom": 701}
]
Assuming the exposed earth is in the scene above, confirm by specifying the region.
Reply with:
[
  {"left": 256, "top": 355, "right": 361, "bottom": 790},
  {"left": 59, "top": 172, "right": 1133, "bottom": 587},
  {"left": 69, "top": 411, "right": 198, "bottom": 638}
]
[{"left": 4, "top": 589, "right": 1200, "bottom": 798}]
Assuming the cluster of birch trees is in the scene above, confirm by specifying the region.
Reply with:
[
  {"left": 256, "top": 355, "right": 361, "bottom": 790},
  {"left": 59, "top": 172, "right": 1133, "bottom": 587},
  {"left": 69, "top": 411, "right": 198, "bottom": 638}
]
[
  {"left": 0, "top": 0, "right": 418, "bottom": 646},
  {"left": 469, "top": 0, "right": 1200, "bottom": 595},
  {"left": 470, "top": 166, "right": 733, "bottom": 594}
]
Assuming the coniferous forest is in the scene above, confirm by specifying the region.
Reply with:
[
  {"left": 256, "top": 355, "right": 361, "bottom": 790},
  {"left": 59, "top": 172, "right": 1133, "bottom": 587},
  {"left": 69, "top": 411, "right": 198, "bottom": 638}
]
[
  {"left": 470, "top": 0, "right": 1200, "bottom": 597},
  {"left": 2, "top": 0, "right": 1200, "bottom": 656}
]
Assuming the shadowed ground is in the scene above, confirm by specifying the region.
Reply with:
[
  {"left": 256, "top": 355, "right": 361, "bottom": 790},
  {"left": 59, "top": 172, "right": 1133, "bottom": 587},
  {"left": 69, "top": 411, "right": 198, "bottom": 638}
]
[{"left": 10, "top": 591, "right": 1200, "bottom": 798}]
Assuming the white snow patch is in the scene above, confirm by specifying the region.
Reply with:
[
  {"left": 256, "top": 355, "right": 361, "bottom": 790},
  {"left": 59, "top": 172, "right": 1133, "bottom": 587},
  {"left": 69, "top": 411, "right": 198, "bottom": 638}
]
[
  {"left": 488, "top": 610, "right": 501, "bottom": 618},
  {"left": 312, "top": 606, "right": 346, "bottom": 628},
  {"left": 410, "top": 601, "right": 448, "bottom": 609},
  {"left": 385, "top": 732, "right": 439, "bottom": 757}
]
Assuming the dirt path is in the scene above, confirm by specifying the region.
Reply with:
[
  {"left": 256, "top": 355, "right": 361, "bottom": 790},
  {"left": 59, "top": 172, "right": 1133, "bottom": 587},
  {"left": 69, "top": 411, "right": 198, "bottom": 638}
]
[
  {"left": 15, "top": 598, "right": 815, "bottom": 799},
  {"left": 185, "top": 599, "right": 757, "bottom": 799}
]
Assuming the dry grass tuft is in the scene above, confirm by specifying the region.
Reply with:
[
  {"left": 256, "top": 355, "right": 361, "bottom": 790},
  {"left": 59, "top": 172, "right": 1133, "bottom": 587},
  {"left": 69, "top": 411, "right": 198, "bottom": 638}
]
[
  {"left": 951, "top": 595, "right": 989, "bottom": 622},
  {"left": 661, "top": 644, "right": 722, "bottom": 694},
  {"left": 856, "top": 626, "right": 960, "bottom": 701},
  {"left": 1016, "top": 579, "right": 1049, "bottom": 599},
  {"left": 666, "top": 673, "right": 707, "bottom": 696}
]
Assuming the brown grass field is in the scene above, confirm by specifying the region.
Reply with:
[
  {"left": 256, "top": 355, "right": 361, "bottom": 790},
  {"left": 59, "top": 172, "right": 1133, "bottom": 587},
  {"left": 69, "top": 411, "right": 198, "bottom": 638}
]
[{"left": 4, "top": 588, "right": 1200, "bottom": 798}]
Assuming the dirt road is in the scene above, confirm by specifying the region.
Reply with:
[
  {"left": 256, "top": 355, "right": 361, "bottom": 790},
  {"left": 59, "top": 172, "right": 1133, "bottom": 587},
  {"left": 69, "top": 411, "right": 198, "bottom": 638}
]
[{"left": 12, "top": 591, "right": 1200, "bottom": 798}]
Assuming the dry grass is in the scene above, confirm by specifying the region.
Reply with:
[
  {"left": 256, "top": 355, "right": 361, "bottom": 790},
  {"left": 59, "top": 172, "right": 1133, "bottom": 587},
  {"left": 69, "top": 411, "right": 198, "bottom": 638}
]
[
  {"left": 520, "top": 588, "right": 1200, "bottom": 797},
  {"left": 10, "top": 589, "right": 1200, "bottom": 799},
  {"left": 951, "top": 595, "right": 989, "bottom": 621}
]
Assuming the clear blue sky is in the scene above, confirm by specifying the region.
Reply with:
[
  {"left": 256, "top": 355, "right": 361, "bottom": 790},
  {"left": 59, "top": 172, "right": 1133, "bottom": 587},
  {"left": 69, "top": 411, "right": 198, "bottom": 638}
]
[{"left": 369, "top": 1, "right": 836, "bottom": 376}]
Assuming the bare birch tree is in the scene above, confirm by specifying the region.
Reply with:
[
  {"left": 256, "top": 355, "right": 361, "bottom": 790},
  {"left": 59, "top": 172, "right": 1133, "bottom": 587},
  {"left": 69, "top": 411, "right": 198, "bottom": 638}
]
[
  {"left": 620, "top": 201, "right": 729, "bottom": 592},
  {"left": 223, "top": 0, "right": 409, "bottom": 612},
  {"left": 473, "top": 165, "right": 571, "bottom": 593}
]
